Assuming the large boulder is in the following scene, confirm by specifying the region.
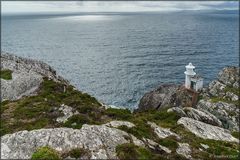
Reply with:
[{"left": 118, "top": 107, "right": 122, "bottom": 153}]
[
  {"left": 183, "top": 107, "right": 222, "bottom": 127},
  {"left": 177, "top": 117, "right": 239, "bottom": 143},
  {"left": 137, "top": 84, "right": 194, "bottom": 111},
  {"left": 138, "top": 84, "right": 178, "bottom": 111},
  {"left": 1, "top": 124, "right": 144, "bottom": 159},
  {"left": 1, "top": 52, "right": 68, "bottom": 101}
]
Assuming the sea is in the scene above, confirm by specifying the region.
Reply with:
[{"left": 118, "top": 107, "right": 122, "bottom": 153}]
[{"left": 2, "top": 11, "right": 239, "bottom": 109}]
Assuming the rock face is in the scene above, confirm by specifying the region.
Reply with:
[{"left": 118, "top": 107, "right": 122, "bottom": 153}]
[
  {"left": 208, "top": 66, "right": 239, "bottom": 98},
  {"left": 1, "top": 124, "right": 143, "bottom": 159},
  {"left": 138, "top": 84, "right": 194, "bottom": 111},
  {"left": 197, "top": 100, "right": 239, "bottom": 131},
  {"left": 138, "top": 84, "right": 179, "bottom": 111},
  {"left": 56, "top": 104, "right": 79, "bottom": 123},
  {"left": 176, "top": 143, "right": 192, "bottom": 159},
  {"left": 1, "top": 52, "right": 68, "bottom": 101},
  {"left": 147, "top": 122, "right": 180, "bottom": 139},
  {"left": 183, "top": 107, "right": 222, "bottom": 127},
  {"left": 177, "top": 117, "right": 239, "bottom": 143}
]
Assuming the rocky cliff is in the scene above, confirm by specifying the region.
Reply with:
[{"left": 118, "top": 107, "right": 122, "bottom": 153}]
[{"left": 1, "top": 53, "right": 239, "bottom": 160}]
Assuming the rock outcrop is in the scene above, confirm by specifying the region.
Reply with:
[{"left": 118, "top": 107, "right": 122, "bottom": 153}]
[
  {"left": 1, "top": 124, "right": 143, "bottom": 159},
  {"left": 56, "top": 104, "right": 79, "bottom": 123},
  {"left": 1, "top": 52, "right": 68, "bottom": 101},
  {"left": 176, "top": 143, "right": 192, "bottom": 159},
  {"left": 147, "top": 121, "right": 180, "bottom": 139},
  {"left": 177, "top": 117, "right": 239, "bottom": 143},
  {"left": 208, "top": 66, "right": 239, "bottom": 98},
  {"left": 138, "top": 84, "right": 179, "bottom": 111},
  {"left": 137, "top": 84, "right": 194, "bottom": 111},
  {"left": 197, "top": 100, "right": 239, "bottom": 131}
]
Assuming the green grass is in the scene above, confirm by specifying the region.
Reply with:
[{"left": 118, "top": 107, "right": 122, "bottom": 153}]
[
  {"left": 63, "top": 115, "right": 91, "bottom": 129},
  {"left": 0, "top": 69, "right": 13, "bottom": 80},
  {"left": 1, "top": 78, "right": 102, "bottom": 135},
  {"left": 116, "top": 143, "right": 154, "bottom": 160},
  {"left": 31, "top": 146, "right": 61, "bottom": 160},
  {"left": 105, "top": 108, "right": 132, "bottom": 120}
]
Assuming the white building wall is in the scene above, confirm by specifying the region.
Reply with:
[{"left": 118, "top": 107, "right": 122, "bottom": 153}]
[
  {"left": 185, "top": 75, "right": 191, "bottom": 88},
  {"left": 195, "top": 79, "right": 203, "bottom": 91}
]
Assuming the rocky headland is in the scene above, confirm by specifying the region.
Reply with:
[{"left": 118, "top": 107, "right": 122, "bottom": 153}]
[{"left": 1, "top": 52, "right": 239, "bottom": 159}]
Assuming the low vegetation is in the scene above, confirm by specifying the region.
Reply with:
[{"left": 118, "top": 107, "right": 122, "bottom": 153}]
[
  {"left": 62, "top": 148, "right": 91, "bottom": 159},
  {"left": 116, "top": 143, "right": 154, "bottom": 160},
  {"left": 0, "top": 78, "right": 101, "bottom": 135},
  {"left": 0, "top": 69, "right": 13, "bottom": 80},
  {"left": 31, "top": 146, "right": 61, "bottom": 160},
  {"left": 1, "top": 76, "right": 239, "bottom": 159}
]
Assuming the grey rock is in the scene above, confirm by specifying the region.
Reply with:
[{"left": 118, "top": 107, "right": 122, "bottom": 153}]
[
  {"left": 176, "top": 143, "right": 192, "bottom": 159},
  {"left": 177, "top": 117, "right": 239, "bottom": 143},
  {"left": 1, "top": 124, "right": 144, "bottom": 159},
  {"left": 208, "top": 80, "right": 226, "bottom": 97},
  {"left": 224, "top": 92, "right": 238, "bottom": 101},
  {"left": 200, "top": 143, "right": 209, "bottom": 150},
  {"left": 143, "top": 138, "right": 171, "bottom": 154},
  {"left": 218, "top": 66, "right": 239, "bottom": 86},
  {"left": 1, "top": 72, "right": 43, "bottom": 101},
  {"left": 56, "top": 104, "right": 79, "bottom": 123},
  {"left": 197, "top": 100, "right": 239, "bottom": 131},
  {"left": 1, "top": 52, "right": 68, "bottom": 101},
  {"left": 167, "top": 107, "right": 187, "bottom": 117},
  {"left": 138, "top": 84, "right": 179, "bottom": 111},
  {"left": 183, "top": 107, "right": 222, "bottom": 127},
  {"left": 103, "top": 121, "right": 135, "bottom": 128},
  {"left": 147, "top": 121, "right": 180, "bottom": 139}
]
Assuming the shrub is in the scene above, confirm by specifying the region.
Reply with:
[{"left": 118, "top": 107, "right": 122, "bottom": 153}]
[
  {"left": 31, "top": 146, "right": 61, "bottom": 160},
  {"left": 105, "top": 108, "right": 132, "bottom": 120},
  {"left": 67, "top": 148, "right": 91, "bottom": 159},
  {"left": 64, "top": 115, "right": 90, "bottom": 129},
  {"left": 116, "top": 143, "right": 152, "bottom": 160},
  {"left": 0, "top": 69, "right": 12, "bottom": 80}
]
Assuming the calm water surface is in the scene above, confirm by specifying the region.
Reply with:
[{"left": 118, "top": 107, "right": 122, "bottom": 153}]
[{"left": 2, "top": 11, "right": 239, "bottom": 109}]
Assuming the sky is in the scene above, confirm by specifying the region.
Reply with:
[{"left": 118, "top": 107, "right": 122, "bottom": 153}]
[{"left": 2, "top": 1, "right": 239, "bottom": 14}]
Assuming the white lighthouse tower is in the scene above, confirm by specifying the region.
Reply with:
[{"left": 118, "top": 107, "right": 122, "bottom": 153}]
[{"left": 184, "top": 63, "right": 196, "bottom": 89}]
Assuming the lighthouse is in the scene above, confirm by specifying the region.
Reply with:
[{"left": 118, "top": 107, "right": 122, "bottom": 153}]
[
  {"left": 184, "top": 63, "right": 203, "bottom": 91},
  {"left": 184, "top": 63, "right": 196, "bottom": 89}
]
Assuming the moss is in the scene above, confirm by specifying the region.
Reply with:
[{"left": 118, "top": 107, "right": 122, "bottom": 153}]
[
  {"left": 116, "top": 143, "right": 153, "bottom": 160},
  {"left": 31, "top": 146, "right": 61, "bottom": 160},
  {"left": 66, "top": 148, "right": 91, "bottom": 159},
  {"left": 0, "top": 69, "right": 12, "bottom": 80}
]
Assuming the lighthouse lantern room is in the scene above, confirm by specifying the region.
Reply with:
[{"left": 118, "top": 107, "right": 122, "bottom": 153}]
[{"left": 184, "top": 63, "right": 203, "bottom": 91}]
